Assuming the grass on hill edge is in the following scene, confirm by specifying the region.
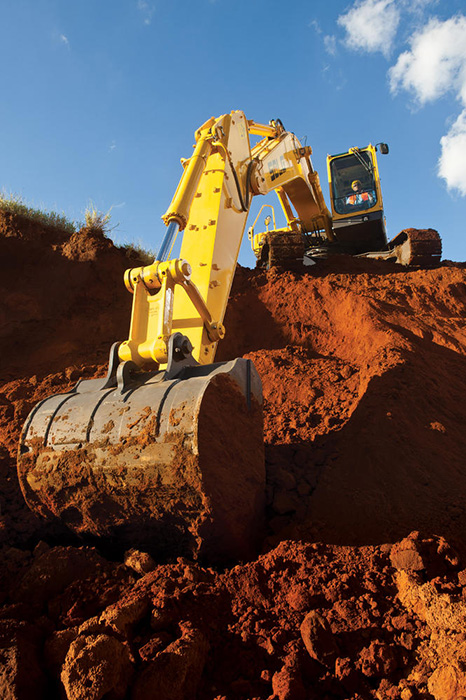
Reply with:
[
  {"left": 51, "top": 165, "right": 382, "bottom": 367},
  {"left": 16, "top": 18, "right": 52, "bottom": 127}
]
[
  {"left": 120, "top": 243, "right": 155, "bottom": 265},
  {"left": 0, "top": 193, "right": 155, "bottom": 262},
  {"left": 0, "top": 192, "right": 77, "bottom": 234}
]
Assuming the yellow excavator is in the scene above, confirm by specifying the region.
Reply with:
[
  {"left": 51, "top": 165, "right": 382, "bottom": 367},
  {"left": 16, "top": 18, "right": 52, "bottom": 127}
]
[
  {"left": 17, "top": 111, "right": 441, "bottom": 563},
  {"left": 250, "top": 142, "right": 442, "bottom": 268}
]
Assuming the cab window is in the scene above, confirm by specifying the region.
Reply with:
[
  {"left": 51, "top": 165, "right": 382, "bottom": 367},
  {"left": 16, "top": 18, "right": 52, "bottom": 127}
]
[{"left": 330, "top": 152, "right": 377, "bottom": 214}]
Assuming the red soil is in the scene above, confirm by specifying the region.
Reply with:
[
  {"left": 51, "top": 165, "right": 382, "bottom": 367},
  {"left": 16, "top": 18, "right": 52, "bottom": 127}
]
[{"left": 1, "top": 212, "right": 466, "bottom": 699}]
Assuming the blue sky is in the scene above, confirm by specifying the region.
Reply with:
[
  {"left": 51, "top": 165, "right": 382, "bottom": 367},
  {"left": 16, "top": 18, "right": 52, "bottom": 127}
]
[{"left": 1, "top": 0, "right": 466, "bottom": 265}]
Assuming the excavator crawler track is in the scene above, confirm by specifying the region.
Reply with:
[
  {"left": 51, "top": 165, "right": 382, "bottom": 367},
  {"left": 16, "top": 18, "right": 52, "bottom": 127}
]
[
  {"left": 389, "top": 228, "right": 442, "bottom": 267},
  {"left": 263, "top": 231, "right": 305, "bottom": 269}
]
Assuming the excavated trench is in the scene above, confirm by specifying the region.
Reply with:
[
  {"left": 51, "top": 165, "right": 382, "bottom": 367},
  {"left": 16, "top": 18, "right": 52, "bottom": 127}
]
[{"left": 1, "top": 212, "right": 466, "bottom": 699}]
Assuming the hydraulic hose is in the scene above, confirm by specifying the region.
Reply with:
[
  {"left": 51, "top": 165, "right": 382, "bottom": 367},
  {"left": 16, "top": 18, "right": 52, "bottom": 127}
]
[{"left": 230, "top": 159, "right": 256, "bottom": 212}]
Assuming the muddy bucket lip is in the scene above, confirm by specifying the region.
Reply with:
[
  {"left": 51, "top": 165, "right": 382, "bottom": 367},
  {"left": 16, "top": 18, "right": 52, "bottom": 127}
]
[{"left": 19, "top": 356, "right": 263, "bottom": 452}]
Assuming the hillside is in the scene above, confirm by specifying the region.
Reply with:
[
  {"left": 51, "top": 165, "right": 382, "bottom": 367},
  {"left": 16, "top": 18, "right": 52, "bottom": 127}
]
[{"left": 1, "top": 211, "right": 466, "bottom": 699}]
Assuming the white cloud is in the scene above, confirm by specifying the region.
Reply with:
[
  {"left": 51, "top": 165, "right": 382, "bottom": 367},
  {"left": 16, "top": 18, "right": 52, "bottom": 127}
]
[
  {"left": 309, "top": 19, "right": 322, "bottom": 34},
  {"left": 338, "top": 0, "right": 400, "bottom": 58},
  {"left": 389, "top": 16, "right": 466, "bottom": 104},
  {"left": 59, "top": 34, "right": 70, "bottom": 47},
  {"left": 389, "top": 15, "right": 466, "bottom": 195},
  {"left": 400, "top": 0, "right": 438, "bottom": 12},
  {"left": 336, "top": 2, "right": 466, "bottom": 195},
  {"left": 439, "top": 110, "right": 466, "bottom": 195},
  {"left": 137, "top": 0, "right": 155, "bottom": 25},
  {"left": 324, "top": 35, "right": 337, "bottom": 56}
]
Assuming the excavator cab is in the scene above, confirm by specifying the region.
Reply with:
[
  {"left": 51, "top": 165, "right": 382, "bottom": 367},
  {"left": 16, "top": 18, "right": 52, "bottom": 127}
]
[
  {"left": 326, "top": 144, "right": 389, "bottom": 255},
  {"left": 315, "top": 142, "right": 441, "bottom": 266}
]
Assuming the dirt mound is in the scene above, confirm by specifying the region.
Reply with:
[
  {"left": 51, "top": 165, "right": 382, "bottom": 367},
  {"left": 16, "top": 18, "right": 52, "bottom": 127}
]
[
  {"left": 1, "top": 211, "right": 466, "bottom": 698},
  {"left": 218, "top": 258, "right": 466, "bottom": 558},
  {"left": 0, "top": 213, "right": 140, "bottom": 380},
  {"left": 1, "top": 534, "right": 466, "bottom": 699}
]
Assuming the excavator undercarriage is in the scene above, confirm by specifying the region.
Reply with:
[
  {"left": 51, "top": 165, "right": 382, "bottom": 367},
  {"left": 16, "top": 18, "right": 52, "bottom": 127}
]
[
  {"left": 259, "top": 227, "right": 442, "bottom": 270},
  {"left": 301, "top": 228, "right": 442, "bottom": 267}
]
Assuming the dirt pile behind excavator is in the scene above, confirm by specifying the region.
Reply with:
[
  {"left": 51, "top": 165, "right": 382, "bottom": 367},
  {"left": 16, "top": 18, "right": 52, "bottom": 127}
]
[
  {"left": 1, "top": 212, "right": 466, "bottom": 698},
  {"left": 218, "top": 255, "right": 466, "bottom": 558}
]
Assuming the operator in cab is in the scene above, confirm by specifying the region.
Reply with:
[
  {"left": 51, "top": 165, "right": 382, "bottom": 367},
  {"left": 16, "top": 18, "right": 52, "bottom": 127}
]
[{"left": 346, "top": 179, "right": 375, "bottom": 208}]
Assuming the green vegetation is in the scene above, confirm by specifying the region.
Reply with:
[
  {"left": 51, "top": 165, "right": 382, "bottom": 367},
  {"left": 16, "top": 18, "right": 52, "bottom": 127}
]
[
  {"left": 84, "top": 203, "right": 155, "bottom": 262},
  {"left": 84, "top": 202, "right": 114, "bottom": 234},
  {"left": 0, "top": 191, "right": 76, "bottom": 234},
  {"left": 121, "top": 242, "right": 155, "bottom": 265},
  {"left": 0, "top": 193, "right": 154, "bottom": 263}
]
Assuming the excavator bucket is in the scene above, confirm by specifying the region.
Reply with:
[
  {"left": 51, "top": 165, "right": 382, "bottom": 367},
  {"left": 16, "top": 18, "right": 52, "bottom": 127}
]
[{"left": 17, "top": 351, "right": 265, "bottom": 563}]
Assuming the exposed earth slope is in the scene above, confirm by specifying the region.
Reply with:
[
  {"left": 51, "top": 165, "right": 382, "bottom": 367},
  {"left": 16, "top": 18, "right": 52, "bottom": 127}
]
[{"left": 1, "top": 212, "right": 466, "bottom": 700}]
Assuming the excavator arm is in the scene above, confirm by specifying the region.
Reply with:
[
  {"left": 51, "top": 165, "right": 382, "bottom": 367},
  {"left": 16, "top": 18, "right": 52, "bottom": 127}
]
[{"left": 119, "top": 111, "right": 332, "bottom": 371}]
